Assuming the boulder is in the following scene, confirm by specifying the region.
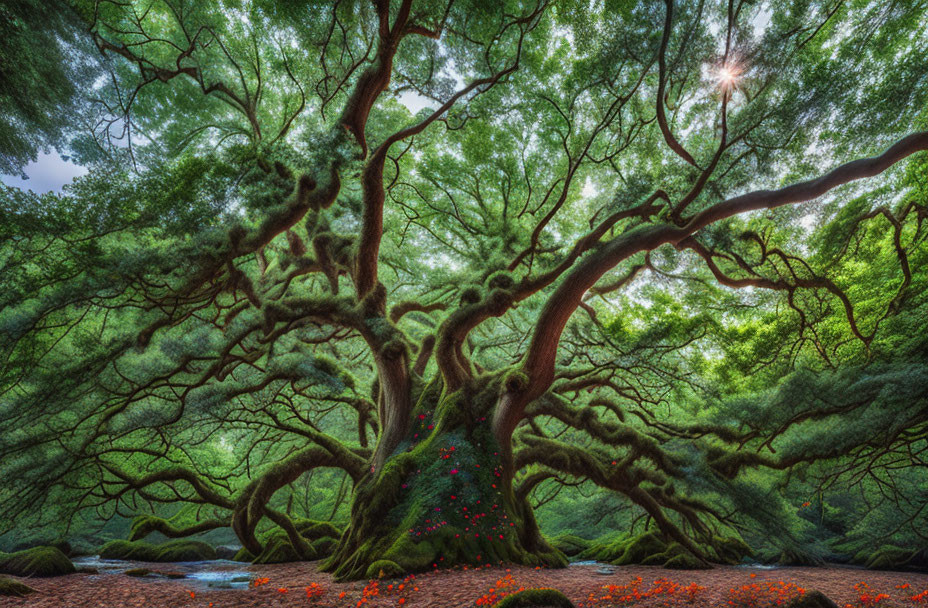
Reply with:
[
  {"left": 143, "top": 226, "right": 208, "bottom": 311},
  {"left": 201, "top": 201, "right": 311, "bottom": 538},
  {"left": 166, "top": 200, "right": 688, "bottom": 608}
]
[
  {"left": 0, "top": 577, "right": 37, "bottom": 597},
  {"left": 787, "top": 591, "right": 839, "bottom": 608},
  {"left": 492, "top": 588, "right": 575, "bottom": 608},
  {"left": 0, "top": 546, "right": 76, "bottom": 577},
  {"left": 99, "top": 539, "right": 217, "bottom": 562}
]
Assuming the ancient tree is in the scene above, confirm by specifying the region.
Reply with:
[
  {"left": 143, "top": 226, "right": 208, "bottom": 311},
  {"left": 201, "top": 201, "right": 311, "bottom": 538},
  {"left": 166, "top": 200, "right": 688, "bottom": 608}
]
[{"left": 2, "top": 0, "right": 927, "bottom": 579}]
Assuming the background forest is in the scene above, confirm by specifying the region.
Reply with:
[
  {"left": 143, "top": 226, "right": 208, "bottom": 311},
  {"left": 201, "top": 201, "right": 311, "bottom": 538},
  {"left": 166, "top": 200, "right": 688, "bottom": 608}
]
[{"left": 1, "top": 0, "right": 927, "bottom": 587}]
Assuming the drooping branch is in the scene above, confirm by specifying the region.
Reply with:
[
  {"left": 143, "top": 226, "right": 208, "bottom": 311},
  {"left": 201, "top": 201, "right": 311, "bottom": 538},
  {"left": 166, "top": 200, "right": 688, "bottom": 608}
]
[
  {"left": 513, "top": 433, "right": 709, "bottom": 561},
  {"left": 680, "top": 236, "right": 873, "bottom": 347},
  {"left": 496, "top": 131, "right": 928, "bottom": 441},
  {"left": 101, "top": 466, "right": 236, "bottom": 510},
  {"left": 128, "top": 515, "right": 231, "bottom": 542}
]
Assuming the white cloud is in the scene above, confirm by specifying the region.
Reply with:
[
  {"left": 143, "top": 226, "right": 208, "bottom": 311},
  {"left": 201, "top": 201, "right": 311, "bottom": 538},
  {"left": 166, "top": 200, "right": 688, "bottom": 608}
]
[{"left": 1, "top": 152, "right": 87, "bottom": 195}]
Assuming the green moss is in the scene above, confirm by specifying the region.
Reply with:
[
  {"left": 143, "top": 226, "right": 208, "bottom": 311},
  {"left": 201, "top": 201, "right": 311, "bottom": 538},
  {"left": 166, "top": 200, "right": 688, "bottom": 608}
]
[
  {"left": 312, "top": 537, "right": 338, "bottom": 557},
  {"left": 865, "top": 545, "right": 917, "bottom": 570},
  {"left": 99, "top": 540, "right": 217, "bottom": 562},
  {"left": 577, "top": 533, "right": 629, "bottom": 562},
  {"left": 773, "top": 548, "right": 825, "bottom": 567},
  {"left": 0, "top": 577, "right": 36, "bottom": 597},
  {"left": 613, "top": 532, "right": 667, "bottom": 565},
  {"left": 711, "top": 535, "right": 752, "bottom": 564},
  {"left": 311, "top": 355, "right": 341, "bottom": 377},
  {"left": 381, "top": 534, "right": 436, "bottom": 572},
  {"left": 129, "top": 515, "right": 161, "bottom": 541},
  {"left": 502, "top": 369, "right": 530, "bottom": 393},
  {"left": 235, "top": 519, "right": 343, "bottom": 565},
  {"left": 460, "top": 286, "right": 483, "bottom": 304},
  {"left": 492, "top": 588, "right": 575, "bottom": 608},
  {"left": 0, "top": 546, "right": 75, "bottom": 577},
  {"left": 323, "top": 384, "right": 567, "bottom": 581},
  {"left": 664, "top": 552, "right": 708, "bottom": 570},
  {"left": 485, "top": 271, "right": 516, "bottom": 291},
  {"left": 786, "top": 590, "right": 839, "bottom": 608},
  {"left": 548, "top": 534, "right": 592, "bottom": 558},
  {"left": 366, "top": 559, "right": 405, "bottom": 579},
  {"left": 252, "top": 535, "right": 318, "bottom": 564},
  {"left": 639, "top": 542, "right": 682, "bottom": 566},
  {"left": 293, "top": 519, "right": 342, "bottom": 541}
]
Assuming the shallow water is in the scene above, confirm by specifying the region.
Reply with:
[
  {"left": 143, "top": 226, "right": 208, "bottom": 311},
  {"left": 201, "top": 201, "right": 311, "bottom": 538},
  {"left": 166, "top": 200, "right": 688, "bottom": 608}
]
[
  {"left": 185, "top": 570, "right": 253, "bottom": 590},
  {"left": 72, "top": 556, "right": 254, "bottom": 590}
]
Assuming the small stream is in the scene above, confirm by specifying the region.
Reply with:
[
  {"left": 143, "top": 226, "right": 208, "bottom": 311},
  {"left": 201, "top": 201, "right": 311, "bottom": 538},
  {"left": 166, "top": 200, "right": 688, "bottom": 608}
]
[
  {"left": 72, "top": 556, "right": 254, "bottom": 590},
  {"left": 566, "top": 559, "right": 783, "bottom": 575}
]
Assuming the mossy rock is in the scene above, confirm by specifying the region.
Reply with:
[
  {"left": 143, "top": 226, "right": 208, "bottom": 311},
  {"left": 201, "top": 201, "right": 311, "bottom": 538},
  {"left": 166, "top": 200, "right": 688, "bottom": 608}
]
[
  {"left": 548, "top": 534, "right": 592, "bottom": 558},
  {"left": 99, "top": 539, "right": 217, "bottom": 562},
  {"left": 613, "top": 532, "right": 667, "bottom": 566},
  {"left": 162, "top": 571, "right": 186, "bottom": 579},
  {"left": 786, "top": 590, "right": 839, "bottom": 608},
  {"left": 493, "top": 588, "right": 575, "bottom": 608},
  {"left": 864, "top": 545, "right": 918, "bottom": 571},
  {"left": 0, "top": 577, "right": 37, "bottom": 597},
  {"left": 664, "top": 552, "right": 709, "bottom": 570},
  {"left": 124, "top": 568, "right": 152, "bottom": 577},
  {"left": 0, "top": 546, "right": 76, "bottom": 577},
  {"left": 365, "top": 559, "right": 405, "bottom": 579},
  {"left": 11, "top": 539, "right": 72, "bottom": 556}
]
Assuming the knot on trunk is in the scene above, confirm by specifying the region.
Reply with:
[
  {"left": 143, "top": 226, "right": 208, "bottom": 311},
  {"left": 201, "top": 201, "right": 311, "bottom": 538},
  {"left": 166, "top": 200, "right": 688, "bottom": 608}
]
[
  {"left": 485, "top": 271, "right": 515, "bottom": 290},
  {"left": 503, "top": 369, "right": 530, "bottom": 393},
  {"left": 380, "top": 339, "right": 408, "bottom": 361},
  {"left": 460, "top": 286, "right": 482, "bottom": 304},
  {"left": 297, "top": 174, "right": 317, "bottom": 205},
  {"left": 486, "top": 288, "right": 514, "bottom": 314}
]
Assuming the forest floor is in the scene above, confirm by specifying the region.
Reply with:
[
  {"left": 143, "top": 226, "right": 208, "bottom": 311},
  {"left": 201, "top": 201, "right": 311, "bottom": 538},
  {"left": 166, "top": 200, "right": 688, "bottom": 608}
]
[{"left": 1, "top": 561, "right": 927, "bottom": 608}]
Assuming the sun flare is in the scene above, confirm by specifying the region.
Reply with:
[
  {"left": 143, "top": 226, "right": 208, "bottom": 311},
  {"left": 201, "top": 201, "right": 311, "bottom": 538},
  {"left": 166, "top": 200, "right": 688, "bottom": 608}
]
[{"left": 716, "top": 63, "right": 742, "bottom": 90}]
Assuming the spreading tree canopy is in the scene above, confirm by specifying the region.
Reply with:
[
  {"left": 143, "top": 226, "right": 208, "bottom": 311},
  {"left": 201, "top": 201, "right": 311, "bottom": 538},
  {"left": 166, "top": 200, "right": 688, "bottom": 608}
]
[{"left": 2, "top": 0, "right": 927, "bottom": 579}]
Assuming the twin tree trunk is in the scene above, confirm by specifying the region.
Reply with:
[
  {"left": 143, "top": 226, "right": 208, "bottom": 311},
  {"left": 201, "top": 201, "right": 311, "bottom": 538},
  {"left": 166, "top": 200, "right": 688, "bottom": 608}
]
[{"left": 322, "top": 372, "right": 565, "bottom": 581}]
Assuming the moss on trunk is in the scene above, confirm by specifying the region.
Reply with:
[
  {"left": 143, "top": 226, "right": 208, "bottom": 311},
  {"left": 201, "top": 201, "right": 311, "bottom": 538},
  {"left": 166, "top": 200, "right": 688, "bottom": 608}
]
[
  {"left": 323, "top": 375, "right": 566, "bottom": 581},
  {"left": 233, "top": 519, "right": 342, "bottom": 564}
]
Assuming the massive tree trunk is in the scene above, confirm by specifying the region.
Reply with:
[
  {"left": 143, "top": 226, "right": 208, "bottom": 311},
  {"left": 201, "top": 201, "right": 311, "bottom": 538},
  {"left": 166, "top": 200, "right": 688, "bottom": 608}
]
[{"left": 323, "top": 373, "right": 565, "bottom": 581}]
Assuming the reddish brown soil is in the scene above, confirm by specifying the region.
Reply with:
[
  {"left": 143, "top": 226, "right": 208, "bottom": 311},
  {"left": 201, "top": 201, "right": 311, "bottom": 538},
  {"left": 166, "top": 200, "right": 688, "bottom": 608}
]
[{"left": 2, "top": 562, "right": 926, "bottom": 608}]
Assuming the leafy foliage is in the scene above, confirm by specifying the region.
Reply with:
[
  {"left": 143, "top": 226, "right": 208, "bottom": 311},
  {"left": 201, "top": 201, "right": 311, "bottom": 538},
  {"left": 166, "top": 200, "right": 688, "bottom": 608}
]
[{"left": 0, "top": 0, "right": 927, "bottom": 576}]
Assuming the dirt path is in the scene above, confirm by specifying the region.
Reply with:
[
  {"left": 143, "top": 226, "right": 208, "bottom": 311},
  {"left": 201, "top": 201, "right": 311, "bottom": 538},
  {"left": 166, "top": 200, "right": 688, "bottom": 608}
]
[{"left": 2, "top": 562, "right": 927, "bottom": 608}]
